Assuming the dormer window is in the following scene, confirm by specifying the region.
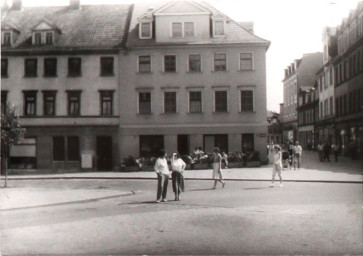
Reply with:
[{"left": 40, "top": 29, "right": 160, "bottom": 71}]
[
  {"left": 31, "top": 20, "right": 60, "bottom": 45},
  {"left": 33, "top": 31, "right": 54, "bottom": 45},
  {"left": 171, "top": 22, "right": 195, "bottom": 38},
  {"left": 213, "top": 20, "right": 225, "bottom": 36},
  {"left": 3, "top": 32, "right": 11, "bottom": 46},
  {"left": 140, "top": 22, "right": 152, "bottom": 39},
  {"left": 34, "top": 32, "right": 42, "bottom": 45},
  {"left": 46, "top": 32, "right": 54, "bottom": 45}
]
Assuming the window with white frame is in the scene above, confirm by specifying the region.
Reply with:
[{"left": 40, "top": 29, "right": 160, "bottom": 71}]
[
  {"left": 240, "top": 53, "right": 253, "bottom": 70},
  {"left": 164, "top": 55, "right": 176, "bottom": 72},
  {"left": 140, "top": 22, "right": 152, "bottom": 39},
  {"left": 214, "top": 53, "right": 226, "bottom": 71},
  {"left": 172, "top": 22, "right": 183, "bottom": 38},
  {"left": 213, "top": 20, "right": 224, "bottom": 36},
  {"left": 215, "top": 91, "right": 227, "bottom": 112},
  {"left": 100, "top": 90, "right": 113, "bottom": 116},
  {"left": 188, "top": 54, "right": 201, "bottom": 72},
  {"left": 138, "top": 55, "right": 151, "bottom": 73},
  {"left": 184, "top": 22, "right": 195, "bottom": 37},
  {"left": 240, "top": 90, "right": 254, "bottom": 111},
  {"left": 45, "top": 31, "right": 53, "bottom": 45},
  {"left": 23, "top": 91, "right": 37, "bottom": 116},
  {"left": 34, "top": 32, "right": 42, "bottom": 45},
  {"left": 189, "top": 91, "right": 202, "bottom": 113},
  {"left": 164, "top": 92, "right": 176, "bottom": 113},
  {"left": 139, "top": 92, "right": 151, "bottom": 114},
  {"left": 171, "top": 22, "right": 195, "bottom": 38},
  {"left": 2, "top": 31, "right": 11, "bottom": 46}
]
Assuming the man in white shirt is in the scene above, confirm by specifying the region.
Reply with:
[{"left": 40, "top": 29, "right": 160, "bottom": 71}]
[
  {"left": 154, "top": 149, "right": 170, "bottom": 202},
  {"left": 293, "top": 141, "right": 302, "bottom": 170}
]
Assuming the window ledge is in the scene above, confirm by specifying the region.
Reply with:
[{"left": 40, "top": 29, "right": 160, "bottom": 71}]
[
  {"left": 213, "top": 111, "right": 229, "bottom": 114},
  {"left": 160, "top": 71, "right": 178, "bottom": 74},
  {"left": 238, "top": 69, "right": 255, "bottom": 72},
  {"left": 138, "top": 113, "right": 153, "bottom": 115},
  {"left": 1, "top": 75, "right": 8, "bottom": 78},
  {"left": 186, "top": 71, "right": 202, "bottom": 74},
  {"left": 100, "top": 74, "right": 115, "bottom": 77},
  {"left": 24, "top": 75, "right": 38, "bottom": 78},
  {"left": 211, "top": 70, "right": 229, "bottom": 73},
  {"left": 136, "top": 72, "right": 153, "bottom": 74},
  {"left": 187, "top": 112, "right": 204, "bottom": 115},
  {"left": 161, "top": 112, "right": 178, "bottom": 115},
  {"left": 239, "top": 110, "right": 256, "bottom": 113},
  {"left": 67, "top": 74, "right": 82, "bottom": 78},
  {"left": 43, "top": 75, "right": 57, "bottom": 78}
]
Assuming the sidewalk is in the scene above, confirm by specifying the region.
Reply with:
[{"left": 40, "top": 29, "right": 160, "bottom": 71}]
[{"left": 1, "top": 151, "right": 361, "bottom": 211}]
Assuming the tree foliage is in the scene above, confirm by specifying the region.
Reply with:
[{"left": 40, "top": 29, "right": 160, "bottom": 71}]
[{"left": 1, "top": 102, "right": 25, "bottom": 149}]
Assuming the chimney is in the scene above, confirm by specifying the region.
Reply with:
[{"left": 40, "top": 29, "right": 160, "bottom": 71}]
[
  {"left": 11, "top": 0, "right": 22, "bottom": 11},
  {"left": 69, "top": 0, "right": 80, "bottom": 10}
]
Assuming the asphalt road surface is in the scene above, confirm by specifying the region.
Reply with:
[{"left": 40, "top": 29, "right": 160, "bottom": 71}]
[{"left": 1, "top": 179, "right": 362, "bottom": 255}]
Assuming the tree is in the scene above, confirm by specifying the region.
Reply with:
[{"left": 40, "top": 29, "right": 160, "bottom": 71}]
[{"left": 1, "top": 102, "right": 25, "bottom": 187}]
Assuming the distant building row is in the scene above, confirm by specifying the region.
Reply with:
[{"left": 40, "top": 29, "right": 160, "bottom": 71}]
[{"left": 280, "top": 1, "right": 363, "bottom": 158}]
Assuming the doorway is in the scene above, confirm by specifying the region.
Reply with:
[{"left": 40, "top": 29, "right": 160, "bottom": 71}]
[
  {"left": 97, "top": 136, "right": 112, "bottom": 170},
  {"left": 177, "top": 135, "right": 189, "bottom": 155}
]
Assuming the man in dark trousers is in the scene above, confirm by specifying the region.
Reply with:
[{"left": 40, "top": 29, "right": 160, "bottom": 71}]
[{"left": 323, "top": 142, "right": 331, "bottom": 162}]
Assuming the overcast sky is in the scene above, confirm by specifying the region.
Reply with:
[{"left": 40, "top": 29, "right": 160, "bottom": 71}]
[{"left": 2, "top": 0, "right": 360, "bottom": 112}]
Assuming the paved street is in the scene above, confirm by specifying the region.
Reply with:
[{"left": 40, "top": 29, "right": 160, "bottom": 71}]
[{"left": 0, "top": 151, "right": 362, "bottom": 255}]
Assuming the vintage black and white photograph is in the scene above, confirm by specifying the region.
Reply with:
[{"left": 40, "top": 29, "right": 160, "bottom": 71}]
[{"left": 1, "top": 0, "right": 362, "bottom": 255}]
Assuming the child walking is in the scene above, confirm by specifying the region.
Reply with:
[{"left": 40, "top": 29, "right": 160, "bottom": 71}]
[{"left": 271, "top": 145, "right": 283, "bottom": 187}]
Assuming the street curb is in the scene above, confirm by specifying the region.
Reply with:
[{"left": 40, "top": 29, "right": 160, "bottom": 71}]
[
  {"left": 4, "top": 176, "right": 362, "bottom": 184},
  {"left": 0, "top": 191, "right": 136, "bottom": 212}
]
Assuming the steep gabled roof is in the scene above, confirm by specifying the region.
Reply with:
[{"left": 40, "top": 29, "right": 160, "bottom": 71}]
[
  {"left": 1, "top": 4, "right": 132, "bottom": 51},
  {"left": 126, "top": 0, "right": 270, "bottom": 48},
  {"left": 296, "top": 52, "right": 323, "bottom": 87}
]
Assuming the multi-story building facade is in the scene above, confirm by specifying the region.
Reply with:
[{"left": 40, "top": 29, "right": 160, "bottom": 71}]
[
  {"left": 267, "top": 111, "right": 282, "bottom": 145},
  {"left": 296, "top": 84, "right": 318, "bottom": 150},
  {"left": 332, "top": 2, "right": 363, "bottom": 157},
  {"left": 282, "top": 52, "right": 323, "bottom": 144},
  {"left": 119, "top": 1, "right": 270, "bottom": 160},
  {"left": 316, "top": 27, "right": 337, "bottom": 146},
  {"left": 1, "top": 0, "right": 130, "bottom": 170},
  {"left": 1, "top": 0, "right": 270, "bottom": 171}
]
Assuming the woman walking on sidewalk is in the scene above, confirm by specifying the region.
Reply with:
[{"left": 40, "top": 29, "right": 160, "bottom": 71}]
[
  {"left": 171, "top": 153, "right": 186, "bottom": 201},
  {"left": 212, "top": 147, "right": 226, "bottom": 189},
  {"left": 154, "top": 149, "right": 170, "bottom": 203},
  {"left": 271, "top": 145, "right": 283, "bottom": 187}
]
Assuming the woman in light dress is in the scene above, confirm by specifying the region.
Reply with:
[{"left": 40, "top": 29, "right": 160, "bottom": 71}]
[
  {"left": 171, "top": 152, "right": 186, "bottom": 201},
  {"left": 271, "top": 145, "right": 283, "bottom": 187},
  {"left": 212, "top": 147, "right": 226, "bottom": 189}
]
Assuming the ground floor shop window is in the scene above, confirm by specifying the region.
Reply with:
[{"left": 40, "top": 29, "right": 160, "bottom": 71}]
[
  {"left": 53, "top": 136, "right": 80, "bottom": 161},
  {"left": 140, "top": 135, "right": 164, "bottom": 157},
  {"left": 9, "top": 137, "right": 37, "bottom": 169},
  {"left": 203, "top": 134, "right": 228, "bottom": 154},
  {"left": 242, "top": 133, "right": 254, "bottom": 152}
]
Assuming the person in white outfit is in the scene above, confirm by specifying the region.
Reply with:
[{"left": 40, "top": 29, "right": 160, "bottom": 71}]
[
  {"left": 171, "top": 153, "right": 186, "bottom": 201},
  {"left": 293, "top": 141, "right": 303, "bottom": 170},
  {"left": 154, "top": 149, "right": 170, "bottom": 203},
  {"left": 271, "top": 145, "right": 283, "bottom": 187},
  {"left": 212, "top": 147, "right": 226, "bottom": 189}
]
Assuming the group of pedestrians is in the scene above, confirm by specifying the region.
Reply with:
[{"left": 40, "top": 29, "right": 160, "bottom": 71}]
[
  {"left": 317, "top": 142, "right": 340, "bottom": 162},
  {"left": 269, "top": 140, "right": 303, "bottom": 187},
  {"left": 154, "top": 147, "right": 226, "bottom": 203}
]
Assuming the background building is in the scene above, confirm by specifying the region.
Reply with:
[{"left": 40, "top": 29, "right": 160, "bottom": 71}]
[
  {"left": 332, "top": 2, "right": 363, "bottom": 157},
  {"left": 282, "top": 52, "right": 323, "bottom": 144},
  {"left": 119, "top": 1, "right": 270, "bottom": 161},
  {"left": 1, "top": 0, "right": 130, "bottom": 170}
]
